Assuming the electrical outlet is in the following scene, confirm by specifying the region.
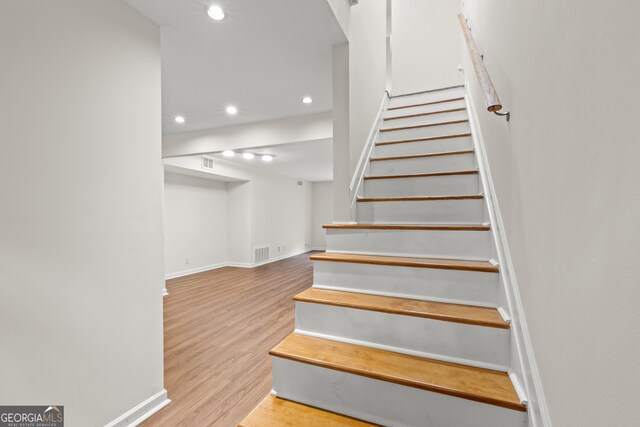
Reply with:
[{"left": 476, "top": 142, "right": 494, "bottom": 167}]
[
  {"left": 184, "top": 258, "right": 190, "bottom": 265},
  {"left": 277, "top": 246, "right": 281, "bottom": 252}
]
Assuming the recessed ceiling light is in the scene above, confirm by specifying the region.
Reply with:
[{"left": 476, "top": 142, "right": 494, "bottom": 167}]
[
  {"left": 222, "top": 150, "right": 235, "bottom": 157},
  {"left": 175, "top": 116, "right": 185, "bottom": 123},
  {"left": 207, "top": 5, "right": 225, "bottom": 20},
  {"left": 302, "top": 96, "right": 313, "bottom": 104},
  {"left": 261, "top": 155, "right": 274, "bottom": 162},
  {"left": 226, "top": 105, "right": 238, "bottom": 115},
  {"left": 242, "top": 152, "right": 255, "bottom": 160}
]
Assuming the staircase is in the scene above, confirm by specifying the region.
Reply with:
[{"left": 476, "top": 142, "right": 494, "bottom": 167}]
[{"left": 239, "top": 86, "right": 528, "bottom": 426}]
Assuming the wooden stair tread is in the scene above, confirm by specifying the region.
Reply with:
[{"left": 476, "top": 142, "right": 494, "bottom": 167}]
[
  {"left": 309, "top": 252, "right": 499, "bottom": 273},
  {"left": 364, "top": 170, "right": 478, "bottom": 180},
  {"left": 384, "top": 107, "right": 466, "bottom": 121},
  {"left": 387, "top": 97, "right": 465, "bottom": 111},
  {"left": 376, "top": 133, "right": 471, "bottom": 146},
  {"left": 323, "top": 223, "right": 489, "bottom": 231},
  {"left": 270, "top": 334, "right": 525, "bottom": 412},
  {"left": 238, "top": 394, "right": 376, "bottom": 427},
  {"left": 370, "top": 149, "right": 474, "bottom": 162},
  {"left": 357, "top": 195, "right": 483, "bottom": 202},
  {"left": 380, "top": 119, "right": 469, "bottom": 133},
  {"left": 294, "top": 288, "right": 508, "bottom": 329}
]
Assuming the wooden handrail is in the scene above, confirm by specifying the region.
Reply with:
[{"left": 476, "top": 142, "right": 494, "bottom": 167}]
[{"left": 458, "top": 14, "right": 505, "bottom": 115}]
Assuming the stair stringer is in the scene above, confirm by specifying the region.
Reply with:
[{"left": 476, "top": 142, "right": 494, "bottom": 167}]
[
  {"left": 349, "top": 92, "right": 390, "bottom": 222},
  {"left": 464, "top": 84, "right": 551, "bottom": 427}
]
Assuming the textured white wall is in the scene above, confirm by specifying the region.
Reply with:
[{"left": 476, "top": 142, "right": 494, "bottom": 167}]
[
  {"left": 391, "top": 0, "right": 462, "bottom": 94},
  {"left": 0, "top": 1, "right": 164, "bottom": 426},
  {"left": 164, "top": 173, "right": 228, "bottom": 277},
  {"left": 311, "top": 182, "right": 334, "bottom": 249},
  {"left": 463, "top": 1, "right": 640, "bottom": 425}
]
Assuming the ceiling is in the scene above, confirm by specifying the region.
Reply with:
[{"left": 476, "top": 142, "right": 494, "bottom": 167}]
[
  {"left": 211, "top": 139, "right": 333, "bottom": 182},
  {"left": 124, "top": 0, "right": 345, "bottom": 134}
]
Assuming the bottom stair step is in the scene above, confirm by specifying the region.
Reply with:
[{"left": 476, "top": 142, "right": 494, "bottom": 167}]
[
  {"left": 238, "top": 394, "right": 376, "bottom": 427},
  {"left": 270, "top": 333, "right": 525, "bottom": 413}
]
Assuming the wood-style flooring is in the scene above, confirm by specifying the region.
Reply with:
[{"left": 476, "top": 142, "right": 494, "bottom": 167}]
[{"left": 141, "top": 252, "right": 314, "bottom": 427}]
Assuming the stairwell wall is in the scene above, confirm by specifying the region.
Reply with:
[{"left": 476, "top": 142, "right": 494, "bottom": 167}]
[
  {"left": 391, "top": 0, "right": 463, "bottom": 94},
  {"left": 330, "top": 1, "right": 387, "bottom": 222},
  {"left": 462, "top": 1, "right": 640, "bottom": 426}
]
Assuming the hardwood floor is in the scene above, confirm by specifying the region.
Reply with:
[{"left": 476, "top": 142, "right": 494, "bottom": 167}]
[{"left": 141, "top": 252, "right": 314, "bottom": 427}]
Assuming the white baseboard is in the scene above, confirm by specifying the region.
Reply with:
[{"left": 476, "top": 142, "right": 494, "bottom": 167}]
[
  {"left": 227, "top": 249, "right": 313, "bottom": 268},
  {"left": 104, "top": 389, "right": 170, "bottom": 427},
  {"left": 311, "top": 246, "right": 326, "bottom": 251},
  {"left": 166, "top": 250, "right": 314, "bottom": 279},
  {"left": 465, "top": 83, "right": 551, "bottom": 427},
  {"left": 162, "top": 288, "right": 168, "bottom": 297},
  {"left": 165, "top": 262, "right": 227, "bottom": 280}
]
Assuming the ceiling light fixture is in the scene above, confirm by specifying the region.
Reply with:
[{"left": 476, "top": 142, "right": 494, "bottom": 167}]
[
  {"left": 207, "top": 5, "right": 225, "bottom": 20},
  {"left": 302, "top": 96, "right": 313, "bottom": 104},
  {"left": 226, "top": 105, "right": 238, "bottom": 115},
  {"left": 261, "top": 155, "right": 274, "bottom": 162},
  {"left": 222, "top": 150, "right": 235, "bottom": 157},
  {"left": 242, "top": 152, "right": 255, "bottom": 160},
  {"left": 174, "top": 116, "right": 185, "bottom": 123}
]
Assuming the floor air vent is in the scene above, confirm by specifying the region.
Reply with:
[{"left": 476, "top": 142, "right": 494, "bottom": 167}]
[{"left": 254, "top": 246, "right": 269, "bottom": 263}]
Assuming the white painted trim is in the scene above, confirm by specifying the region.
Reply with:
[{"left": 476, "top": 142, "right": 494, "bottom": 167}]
[
  {"left": 312, "top": 284, "right": 498, "bottom": 308},
  {"left": 311, "top": 246, "right": 326, "bottom": 251},
  {"left": 165, "top": 262, "right": 227, "bottom": 280},
  {"left": 294, "top": 329, "right": 509, "bottom": 373},
  {"left": 497, "top": 306, "right": 511, "bottom": 324},
  {"left": 165, "top": 250, "right": 313, "bottom": 278},
  {"left": 104, "top": 389, "right": 170, "bottom": 427},
  {"left": 162, "top": 288, "right": 168, "bottom": 297},
  {"left": 349, "top": 92, "right": 389, "bottom": 212},
  {"left": 509, "top": 372, "right": 529, "bottom": 407},
  {"left": 465, "top": 83, "right": 551, "bottom": 427},
  {"left": 227, "top": 249, "right": 313, "bottom": 269},
  {"left": 389, "top": 84, "right": 465, "bottom": 98}
]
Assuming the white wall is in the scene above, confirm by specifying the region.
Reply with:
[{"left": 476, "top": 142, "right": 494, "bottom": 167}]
[
  {"left": 348, "top": 1, "right": 388, "bottom": 175},
  {"left": 391, "top": 0, "right": 462, "bottom": 94},
  {"left": 0, "top": 1, "right": 164, "bottom": 426},
  {"left": 325, "top": 0, "right": 351, "bottom": 38},
  {"left": 311, "top": 182, "right": 334, "bottom": 249},
  {"left": 164, "top": 156, "right": 314, "bottom": 268},
  {"left": 462, "top": 1, "right": 640, "bottom": 426},
  {"left": 330, "top": 2, "right": 388, "bottom": 222},
  {"left": 164, "top": 173, "right": 228, "bottom": 277}
]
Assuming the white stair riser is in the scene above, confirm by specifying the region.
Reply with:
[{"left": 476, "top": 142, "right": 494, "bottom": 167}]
[
  {"left": 325, "top": 228, "right": 493, "bottom": 260},
  {"left": 381, "top": 110, "right": 468, "bottom": 129},
  {"left": 377, "top": 121, "right": 471, "bottom": 142},
  {"left": 364, "top": 174, "right": 480, "bottom": 197},
  {"left": 295, "top": 303, "right": 510, "bottom": 368},
  {"left": 387, "top": 87, "right": 465, "bottom": 109},
  {"left": 384, "top": 99, "right": 467, "bottom": 119},
  {"left": 272, "top": 358, "right": 526, "bottom": 427},
  {"left": 357, "top": 199, "right": 487, "bottom": 223},
  {"left": 313, "top": 261, "right": 499, "bottom": 307},
  {"left": 374, "top": 136, "right": 473, "bottom": 157},
  {"left": 370, "top": 153, "right": 476, "bottom": 176}
]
